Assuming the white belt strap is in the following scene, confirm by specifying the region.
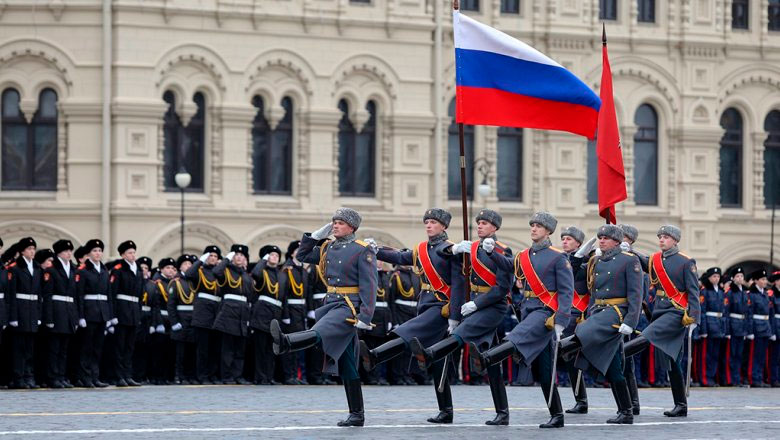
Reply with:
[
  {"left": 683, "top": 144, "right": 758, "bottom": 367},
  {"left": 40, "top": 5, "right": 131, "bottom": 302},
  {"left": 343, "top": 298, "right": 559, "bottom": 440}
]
[
  {"left": 375, "top": 301, "right": 389, "bottom": 308},
  {"left": 287, "top": 298, "right": 306, "bottom": 305},
  {"left": 0, "top": 293, "right": 4, "bottom": 299},
  {"left": 730, "top": 313, "right": 745, "bottom": 320},
  {"left": 142, "top": 306, "right": 151, "bottom": 312},
  {"left": 258, "top": 296, "right": 282, "bottom": 307},
  {"left": 394, "top": 299, "right": 418, "bottom": 307},
  {"left": 116, "top": 294, "right": 139, "bottom": 303},
  {"left": 15, "top": 293, "right": 38, "bottom": 301},
  {"left": 705, "top": 311, "right": 723, "bottom": 318},
  {"left": 312, "top": 293, "right": 327, "bottom": 300},
  {"left": 84, "top": 294, "right": 108, "bottom": 301},
  {"left": 177, "top": 305, "right": 194, "bottom": 311},
  {"left": 160, "top": 310, "right": 169, "bottom": 316},
  {"left": 52, "top": 295, "right": 74, "bottom": 303},
  {"left": 774, "top": 314, "right": 780, "bottom": 319},
  {"left": 223, "top": 294, "right": 247, "bottom": 303},
  {"left": 753, "top": 314, "right": 769, "bottom": 321},
  {"left": 198, "top": 292, "right": 221, "bottom": 302}
]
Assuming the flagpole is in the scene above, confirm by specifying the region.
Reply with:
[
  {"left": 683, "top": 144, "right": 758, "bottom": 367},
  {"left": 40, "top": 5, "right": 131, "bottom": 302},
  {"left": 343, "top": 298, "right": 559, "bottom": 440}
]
[
  {"left": 455, "top": 0, "right": 473, "bottom": 294},
  {"left": 603, "top": 24, "right": 609, "bottom": 227}
]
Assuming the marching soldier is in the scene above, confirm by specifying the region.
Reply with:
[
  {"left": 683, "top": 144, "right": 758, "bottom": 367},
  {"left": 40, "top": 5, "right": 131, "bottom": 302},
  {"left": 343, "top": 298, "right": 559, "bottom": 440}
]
[
  {"left": 213, "top": 245, "right": 254, "bottom": 385},
  {"left": 168, "top": 254, "right": 198, "bottom": 384},
  {"left": 271, "top": 208, "right": 378, "bottom": 427},
  {"left": 304, "top": 253, "right": 334, "bottom": 385},
  {"left": 42, "top": 240, "right": 79, "bottom": 388},
  {"left": 187, "top": 245, "right": 222, "bottom": 384},
  {"left": 746, "top": 269, "right": 773, "bottom": 387},
  {"left": 76, "top": 239, "right": 112, "bottom": 388},
  {"left": 109, "top": 240, "right": 144, "bottom": 387},
  {"left": 768, "top": 271, "right": 780, "bottom": 386},
  {"left": 387, "top": 264, "right": 421, "bottom": 385},
  {"left": 361, "top": 260, "right": 393, "bottom": 385},
  {"left": 358, "top": 208, "right": 464, "bottom": 424},
  {"left": 699, "top": 267, "right": 727, "bottom": 387},
  {"left": 471, "top": 212, "right": 574, "bottom": 429},
  {"left": 624, "top": 225, "right": 701, "bottom": 417},
  {"left": 132, "top": 256, "right": 154, "bottom": 384},
  {"left": 150, "top": 258, "right": 177, "bottom": 385},
  {"left": 408, "top": 209, "right": 513, "bottom": 425},
  {"left": 279, "top": 240, "right": 309, "bottom": 385},
  {"left": 7, "top": 237, "right": 44, "bottom": 389},
  {"left": 559, "top": 225, "right": 642, "bottom": 424},
  {"left": 725, "top": 267, "right": 750, "bottom": 386},
  {"left": 249, "top": 245, "right": 283, "bottom": 385}
]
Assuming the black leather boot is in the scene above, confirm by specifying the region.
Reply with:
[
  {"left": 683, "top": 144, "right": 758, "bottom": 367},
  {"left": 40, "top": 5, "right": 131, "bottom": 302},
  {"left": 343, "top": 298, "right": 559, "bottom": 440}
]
[
  {"left": 409, "top": 336, "right": 461, "bottom": 370},
  {"left": 337, "top": 379, "right": 365, "bottom": 427},
  {"left": 607, "top": 382, "right": 634, "bottom": 424},
  {"left": 427, "top": 361, "right": 453, "bottom": 424},
  {"left": 624, "top": 355, "right": 641, "bottom": 415},
  {"left": 271, "top": 320, "right": 318, "bottom": 355},
  {"left": 559, "top": 335, "right": 582, "bottom": 362},
  {"left": 539, "top": 384, "right": 564, "bottom": 428},
  {"left": 623, "top": 335, "right": 650, "bottom": 358},
  {"left": 664, "top": 367, "right": 688, "bottom": 417},
  {"left": 360, "top": 338, "right": 405, "bottom": 372},
  {"left": 565, "top": 370, "right": 588, "bottom": 414},
  {"left": 471, "top": 341, "right": 515, "bottom": 376},
  {"left": 485, "top": 364, "right": 509, "bottom": 425}
]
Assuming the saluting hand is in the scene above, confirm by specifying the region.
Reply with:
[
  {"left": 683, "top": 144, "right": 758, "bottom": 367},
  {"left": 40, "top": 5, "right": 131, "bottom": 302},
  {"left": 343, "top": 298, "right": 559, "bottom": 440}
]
[
  {"left": 482, "top": 238, "right": 495, "bottom": 253},
  {"left": 311, "top": 223, "right": 333, "bottom": 240}
]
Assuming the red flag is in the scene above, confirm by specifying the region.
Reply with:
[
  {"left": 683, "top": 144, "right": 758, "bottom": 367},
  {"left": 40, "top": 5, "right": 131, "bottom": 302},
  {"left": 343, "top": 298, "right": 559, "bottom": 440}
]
[{"left": 596, "top": 27, "right": 627, "bottom": 224}]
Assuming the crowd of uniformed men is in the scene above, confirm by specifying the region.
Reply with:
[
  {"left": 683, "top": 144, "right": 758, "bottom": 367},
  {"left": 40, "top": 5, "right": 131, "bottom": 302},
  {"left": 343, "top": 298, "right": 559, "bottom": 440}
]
[{"left": 0, "top": 209, "right": 778, "bottom": 427}]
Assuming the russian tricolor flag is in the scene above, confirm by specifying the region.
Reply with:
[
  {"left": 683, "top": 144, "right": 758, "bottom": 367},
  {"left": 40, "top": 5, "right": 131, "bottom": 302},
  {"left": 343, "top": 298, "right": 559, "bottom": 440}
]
[{"left": 454, "top": 11, "right": 601, "bottom": 138}]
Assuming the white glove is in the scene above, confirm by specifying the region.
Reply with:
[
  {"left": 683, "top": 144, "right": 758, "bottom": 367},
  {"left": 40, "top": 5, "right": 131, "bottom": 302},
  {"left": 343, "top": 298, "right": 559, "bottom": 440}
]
[
  {"left": 46, "top": 323, "right": 54, "bottom": 329},
  {"left": 726, "top": 334, "right": 731, "bottom": 339},
  {"left": 364, "top": 238, "right": 378, "bottom": 253},
  {"left": 107, "top": 326, "right": 115, "bottom": 334},
  {"left": 78, "top": 319, "right": 87, "bottom": 328},
  {"left": 392, "top": 323, "right": 399, "bottom": 331},
  {"left": 354, "top": 320, "right": 372, "bottom": 330},
  {"left": 110, "top": 318, "right": 119, "bottom": 326},
  {"left": 262, "top": 254, "right": 270, "bottom": 261},
  {"left": 105, "top": 321, "right": 112, "bottom": 328},
  {"left": 311, "top": 223, "right": 333, "bottom": 240},
  {"left": 387, "top": 322, "right": 393, "bottom": 332},
  {"left": 9, "top": 321, "right": 18, "bottom": 327},
  {"left": 37, "top": 320, "right": 41, "bottom": 326},
  {"left": 149, "top": 326, "right": 155, "bottom": 334},
  {"left": 594, "top": 248, "right": 603, "bottom": 257},
  {"left": 199, "top": 253, "right": 209, "bottom": 263},
  {"left": 482, "top": 238, "right": 495, "bottom": 253},
  {"left": 171, "top": 323, "right": 183, "bottom": 332},
  {"left": 461, "top": 301, "right": 478, "bottom": 316},
  {"left": 747, "top": 334, "right": 755, "bottom": 340},
  {"left": 700, "top": 333, "right": 708, "bottom": 339},
  {"left": 452, "top": 240, "right": 472, "bottom": 255},
  {"left": 771, "top": 335, "right": 777, "bottom": 341},
  {"left": 307, "top": 310, "right": 316, "bottom": 320},
  {"left": 447, "top": 319, "right": 459, "bottom": 334},
  {"left": 618, "top": 323, "right": 633, "bottom": 335},
  {"left": 620, "top": 242, "right": 631, "bottom": 252},
  {"left": 155, "top": 324, "right": 165, "bottom": 334},
  {"left": 282, "top": 318, "right": 291, "bottom": 325},
  {"left": 554, "top": 324, "right": 564, "bottom": 341},
  {"left": 225, "top": 252, "right": 235, "bottom": 261},
  {"left": 574, "top": 236, "right": 598, "bottom": 258}
]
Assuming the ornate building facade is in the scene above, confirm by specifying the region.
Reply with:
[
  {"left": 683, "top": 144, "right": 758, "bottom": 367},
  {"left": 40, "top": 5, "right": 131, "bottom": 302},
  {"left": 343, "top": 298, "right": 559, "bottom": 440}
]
[{"left": 0, "top": 0, "right": 778, "bottom": 271}]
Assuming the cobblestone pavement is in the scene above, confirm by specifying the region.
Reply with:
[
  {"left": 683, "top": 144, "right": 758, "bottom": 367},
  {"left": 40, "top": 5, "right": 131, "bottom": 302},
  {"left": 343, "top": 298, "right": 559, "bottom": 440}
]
[{"left": 0, "top": 384, "right": 777, "bottom": 439}]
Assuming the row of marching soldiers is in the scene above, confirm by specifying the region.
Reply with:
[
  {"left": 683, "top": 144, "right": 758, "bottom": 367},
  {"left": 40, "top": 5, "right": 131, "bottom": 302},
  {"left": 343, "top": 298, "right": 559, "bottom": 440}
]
[{"left": 0, "top": 235, "right": 427, "bottom": 388}]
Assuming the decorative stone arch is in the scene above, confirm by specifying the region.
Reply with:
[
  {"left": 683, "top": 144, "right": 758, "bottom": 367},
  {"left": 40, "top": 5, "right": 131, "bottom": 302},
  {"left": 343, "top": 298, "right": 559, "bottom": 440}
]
[
  {"left": 244, "top": 49, "right": 315, "bottom": 110},
  {"left": 0, "top": 220, "right": 80, "bottom": 249},
  {"left": 0, "top": 38, "right": 76, "bottom": 102},
  {"left": 719, "top": 64, "right": 780, "bottom": 104},
  {"left": 715, "top": 242, "right": 779, "bottom": 270},
  {"left": 154, "top": 43, "right": 230, "bottom": 103},
  {"left": 331, "top": 54, "right": 399, "bottom": 113},
  {"left": 355, "top": 227, "right": 404, "bottom": 249},
  {"left": 718, "top": 96, "right": 757, "bottom": 137},
  {"left": 244, "top": 225, "right": 306, "bottom": 258},
  {"left": 145, "top": 221, "right": 234, "bottom": 260}
]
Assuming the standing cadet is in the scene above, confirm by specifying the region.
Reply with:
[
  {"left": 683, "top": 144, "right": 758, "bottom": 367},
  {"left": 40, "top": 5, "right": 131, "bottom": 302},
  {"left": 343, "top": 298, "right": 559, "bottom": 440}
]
[
  {"left": 746, "top": 269, "right": 773, "bottom": 387},
  {"left": 7, "top": 237, "right": 44, "bottom": 389},
  {"left": 168, "top": 254, "right": 198, "bottom": 384},
  {"left": 213, "top": 245, "right": 254, "bottom": 385},
  {"left": 150, "top": 258, "right": 177, "bottom": 385},
  {"left": 188, "top": 245, "right": 222, "bottom": 384},
  {"left": 76, "top": 239, "right": 112, "bottom": 388},
  {"left": 109, "top": 240, "right": 144, "bottom": 387},
  {"left": 699, "top": 267, "right": 727, "bottom": 387},
  {"left": 409, "top": 209, "right": 513, "bottom": 425},
  {"left": 279, "top": 240, "right": 309, "bottom": 385},
  {"left": 34, "top": 248, "right": 54, "bottom": 386},
  {"left": 132, "top": 256, "right": 154, "bottom": 384},
  {"left": 624, "top": 225, "right": 701, "bottom": 417},
  {"left": 559, "top": 225, "right": 642, "bottom": 424},
  {"left": 387, "top": 264, "right": 421, "bottom": 385},
  {"left": 304, "top": 254, "right": 334, "bottom": 385},
  {"left": 768, "top": 271, "right": 780, "bottom": 386},
  {"left": 42, "top": 240, "right": 79, "bottom": 388},
  {"left": 249, "top": 245, "right": 283, "bottom": 385},
  {"left": 471, "top": 212, "right": 574, "bottom": 429},
  {"left": 271, "top": 208, "right": 378, "bottom": 427},
  {"left": 361, "top": 260, "right": 393, "bottom": 385},
  {"left": 0, "top": 239, "right": 7, "bottom": 345},
  {"left": 358, "top": 208, "right": 464, "bottom": 424},
  {"left": 725, "top": 267, "right": 750, "bottom": 386}
]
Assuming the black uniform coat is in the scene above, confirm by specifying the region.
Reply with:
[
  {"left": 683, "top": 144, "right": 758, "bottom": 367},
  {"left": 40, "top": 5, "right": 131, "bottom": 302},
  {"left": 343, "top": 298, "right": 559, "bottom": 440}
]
[
  {"left": 366, "top": 270, "right": 393, "bottom": 338},
  {"left": 167, "top": 276, "right": 196, "bottom": 342},
  {"left": 77, "top": 261, "right": 113, "bottom": 324},
  {"left": 389, "top": 267, "right": 420, "bottom": 327},
  {"left": 109, "top": 260, "right": 144, "bottom": 327},
  {"left": 249, "top": 261, "right": 283, "bottom": 333},
  {"left": 7, "top": 257, "right": 44, "bottom": 333},
  {"left": 150, "top": 274, "right": 174, "bottom": 331},
  {"left": 280, "top": 261, "right": 309, "bottom": 333},
  {"left": 42, "top": 258, "right": 79, "bottom": 334},
  {"left": 185, "top": 260, "right": 221, "bottom": 330},
  {"left": 212, "top": 259, "right": 255, "bottom": 337}
]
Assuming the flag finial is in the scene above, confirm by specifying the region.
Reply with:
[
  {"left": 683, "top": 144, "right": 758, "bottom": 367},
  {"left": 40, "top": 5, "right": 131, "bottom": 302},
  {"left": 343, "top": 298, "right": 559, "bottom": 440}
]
[{"left": 602, "top": 23, "right": 607, "bottom": 46}]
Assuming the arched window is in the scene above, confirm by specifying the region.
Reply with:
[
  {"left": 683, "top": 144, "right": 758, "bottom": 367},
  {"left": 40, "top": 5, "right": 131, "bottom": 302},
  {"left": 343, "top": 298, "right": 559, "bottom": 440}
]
[
  {"left": 586, "top": 137, "right": 598, "bottom": 203},
  {"left": 252, "top": 96, "right": 293, "bottom": 195},
  {"left": 764, "top": 110, "right": 780, "bottom": 208},
  {"left": 163, "top": 91, "right": 205, "bottom": 192},
  {"left": 1, "top": 88, "right": 58, "bottom": 191},
  {"left": 634, "top": 104, "right": 658, "bottom": 205},
  {"left": 338, "top": 99, "right": 376, "bottom": 197},
  {"left": 447, "top": 99, "right": 474, "bottom": 200},
  {"left": 719, "top": 108, "right": 743, "bottom": 208},
  {"left": 497, "top": 126, "right": 522, "bottom": 201}
]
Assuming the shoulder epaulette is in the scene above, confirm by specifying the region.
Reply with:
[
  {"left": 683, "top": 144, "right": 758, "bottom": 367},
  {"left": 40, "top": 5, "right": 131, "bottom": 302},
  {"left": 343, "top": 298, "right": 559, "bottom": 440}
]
[
  {"left": 496, "top": 241, "right": 507, "bottom": 248},
  {"left": 114, "top": 263, "right": 122, "bottom": 270},
  {"left": 621, "top": 251, "right": 635, "bottom": 256},
  {"left": 354, "top": 240, "right": 368, "bottom": 247},
  {"left": 548, "top": 246, "right": 564, "bottom": 253},
  {"left": 678, "top": 252, "right": 691, "bottom": 259},
  {"left": 7, "top": 262, "right": 16, "bottom": 268},
  {"left": 78, "top": 263, "right": 86, "bottom": 270}
]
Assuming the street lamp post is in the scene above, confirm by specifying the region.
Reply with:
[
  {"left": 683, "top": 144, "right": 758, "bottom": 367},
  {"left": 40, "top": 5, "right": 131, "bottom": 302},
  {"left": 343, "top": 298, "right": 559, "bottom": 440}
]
[{"left": 174, "top": 169, "right": 191, "bottom": 255}]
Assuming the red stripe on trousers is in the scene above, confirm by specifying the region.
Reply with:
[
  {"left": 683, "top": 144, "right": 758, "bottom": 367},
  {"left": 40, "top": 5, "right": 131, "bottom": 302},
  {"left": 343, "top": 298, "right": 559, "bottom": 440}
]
[
  {"left": 648, "top": 345, "right": 656, "bottom": 384},
  {"left": 701, "top": 340, "right": 708, "bottom": 386},
  {"left": 748, "top": 340, "right": 755, "bottom": 385},
  {"left": 725, "top": 339, "right": 731, "bottom": 385}
]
